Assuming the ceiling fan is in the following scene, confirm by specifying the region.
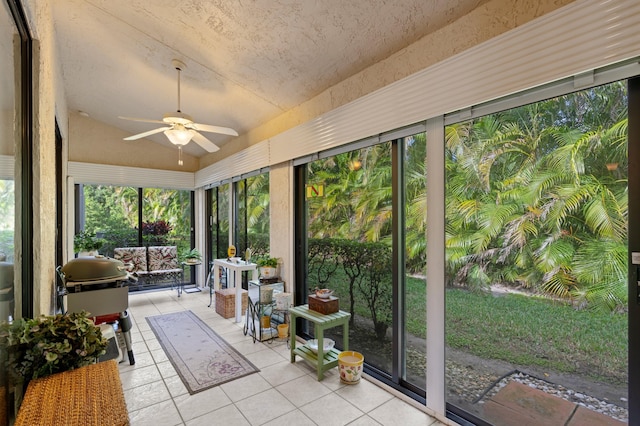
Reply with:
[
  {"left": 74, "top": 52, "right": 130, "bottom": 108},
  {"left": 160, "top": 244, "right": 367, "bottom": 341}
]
[{"left": 119, "top": 59, "right": 238, "bottom": 165}]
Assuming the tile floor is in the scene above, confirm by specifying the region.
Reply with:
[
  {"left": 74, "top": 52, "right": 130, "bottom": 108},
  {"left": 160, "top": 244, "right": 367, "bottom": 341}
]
[{"left": 118, "top": 288, "right": 451, "bottom": 426}]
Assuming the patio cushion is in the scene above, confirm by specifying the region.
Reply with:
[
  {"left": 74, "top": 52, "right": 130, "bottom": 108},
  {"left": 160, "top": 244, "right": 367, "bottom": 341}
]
[
  {"left": 148, "top": 246, "right": 179, "bottom": 271},
  {"left": 113, "top": 246, "right": 147, "bottom": 273}
]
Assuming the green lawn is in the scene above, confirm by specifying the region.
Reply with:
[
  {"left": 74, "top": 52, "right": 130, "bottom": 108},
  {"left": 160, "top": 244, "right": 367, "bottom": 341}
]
[
  {"left": 316, "top": 272, "right": 627, "bottom": 385},
  {"left": 446, "top": 288, "right": 627, "bottom": 384}
]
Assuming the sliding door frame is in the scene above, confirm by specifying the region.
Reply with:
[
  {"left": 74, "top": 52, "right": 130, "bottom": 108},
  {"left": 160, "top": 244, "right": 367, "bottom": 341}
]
[{"left": 627, "top": 76, "right": 640, "bottom": 424}]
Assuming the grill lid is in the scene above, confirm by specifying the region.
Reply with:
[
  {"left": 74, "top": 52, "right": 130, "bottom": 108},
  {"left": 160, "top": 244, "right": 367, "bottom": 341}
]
[{"left": 60, "top": 256, "right": 128, "bottom": 282}]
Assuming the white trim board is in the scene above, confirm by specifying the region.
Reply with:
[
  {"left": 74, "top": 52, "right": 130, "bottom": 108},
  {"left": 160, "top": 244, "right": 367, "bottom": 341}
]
[
  {"left": 68, "top": 161, "right": 194, "bottom": 190},
  {"left": 0, "top": 155, "right": 13, "bottom": 179}
]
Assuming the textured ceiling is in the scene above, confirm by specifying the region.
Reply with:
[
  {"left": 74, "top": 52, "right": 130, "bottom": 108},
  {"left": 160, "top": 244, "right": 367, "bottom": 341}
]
[{"left": 52, "top": 0, "right": 487, "bottom": 156}]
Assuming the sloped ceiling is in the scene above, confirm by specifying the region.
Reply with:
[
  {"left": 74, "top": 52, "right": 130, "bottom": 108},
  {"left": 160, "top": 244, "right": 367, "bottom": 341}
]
[{"left": 52, "top": 0, "right": 488, "bottom": 157}]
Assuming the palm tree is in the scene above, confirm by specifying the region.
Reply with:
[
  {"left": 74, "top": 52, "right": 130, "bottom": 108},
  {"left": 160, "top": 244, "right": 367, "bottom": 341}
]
[{"left": 443, "top": 83, "right": 628, "bottom": 311}]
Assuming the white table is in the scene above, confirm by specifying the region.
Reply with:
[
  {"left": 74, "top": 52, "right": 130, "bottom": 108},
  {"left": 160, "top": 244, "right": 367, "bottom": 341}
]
[{"left": 212, "top": 258, "right": 258, "bottom": 322}]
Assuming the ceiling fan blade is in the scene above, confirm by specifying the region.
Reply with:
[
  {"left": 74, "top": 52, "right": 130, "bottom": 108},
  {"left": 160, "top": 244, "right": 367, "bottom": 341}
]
[
  {"left": 191, "top": 131, "right": 220, "bottom": 152},
  {"left": 123, "top": 126, "right": 171, "bottom": 140},
  {"left": 191, "top": 123, "right": 238, "bottom": 136},
  {"left": 118, "top": 115, "right": 166, "bottom": 125}
]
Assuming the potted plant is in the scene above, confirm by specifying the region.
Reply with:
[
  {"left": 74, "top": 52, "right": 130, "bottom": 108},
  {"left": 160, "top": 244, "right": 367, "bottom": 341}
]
[
  {"left": 74, "top": 230, "right": 105, "bottom": 257},
  {"left": 256, "top": 255, "right": 279, "bottom": 279},
  {"left": 181, "top": 248, "right": 202, "bottom": 264},
  {"left": 0, "top": 311, "right": 107, "bottom": 383}
]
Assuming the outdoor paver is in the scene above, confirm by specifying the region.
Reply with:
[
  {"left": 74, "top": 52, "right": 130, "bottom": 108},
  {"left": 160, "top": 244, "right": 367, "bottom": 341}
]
[
  {"left": 483, "top": 381, "right": 624, "bottom": 426},
  {"left": 483, "top": 381, "right": 575, "bottom": 425},
  {"left": 483, "top": 399, "right": 547, "bottom": 426},
  {"left": 568, "top": 405, "right": 626, "bottom": 426}
]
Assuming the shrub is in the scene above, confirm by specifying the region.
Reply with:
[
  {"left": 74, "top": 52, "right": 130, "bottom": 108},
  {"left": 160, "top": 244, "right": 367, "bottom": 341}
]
[{"left": 73, "top": 230, "right": 105, "bottom": 253}]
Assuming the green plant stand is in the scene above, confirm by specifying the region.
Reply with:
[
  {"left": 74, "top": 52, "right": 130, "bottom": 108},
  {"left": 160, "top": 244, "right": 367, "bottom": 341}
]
[{"left": 289, "top": 304, "right": 350, "bottom": 381}]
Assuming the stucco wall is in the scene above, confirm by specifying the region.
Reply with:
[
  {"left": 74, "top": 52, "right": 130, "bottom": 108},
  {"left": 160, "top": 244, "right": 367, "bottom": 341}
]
[
  {"left": 0, "top": 109, "right": 12, "bottom": 156},
  {"left": 199, "top": 0, "right": 575, "bottom": 169},
  {"left": 268, "top": 162, "right": 293, "bottom": 290},
  {"left": 24, "top": 0, "right": 68, "bottom": 315}
]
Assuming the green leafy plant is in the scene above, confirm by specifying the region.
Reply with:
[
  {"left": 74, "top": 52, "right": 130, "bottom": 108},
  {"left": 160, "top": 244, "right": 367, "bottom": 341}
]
[
  {"left": 0, "top": 311, "right": 107, "bottom": 382},
  {"left": 73, "top": 230, "right": 105, "bottom": 253},
  {"left": 256, "top": 255, "right": 278, "bottom": 268},
  {"left": 181, "top": 247, "right": 202, "bottom": 262}
]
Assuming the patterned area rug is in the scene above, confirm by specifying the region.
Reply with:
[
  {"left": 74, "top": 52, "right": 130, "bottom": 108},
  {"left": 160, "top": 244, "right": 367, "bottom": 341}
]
[{"left": 147, "top": 310, "right": 259, "bottom": 394}]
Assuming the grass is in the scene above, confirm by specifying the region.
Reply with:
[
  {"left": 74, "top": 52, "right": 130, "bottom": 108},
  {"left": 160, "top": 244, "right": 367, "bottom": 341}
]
[
  {"left": 313, "top": 272, "right": 628, "bottom": 385},
  {"left": 446, "top": 288, "right": 627, "bottom": 384}
]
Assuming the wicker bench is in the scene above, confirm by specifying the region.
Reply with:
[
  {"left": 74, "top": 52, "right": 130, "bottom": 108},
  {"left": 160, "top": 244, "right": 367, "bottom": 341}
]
[
  {"left": 114, "top": 246, "right": 181, "bottom": 289},
  {"left": 15, "top": 360, "right": 128, "bottom": 426}
]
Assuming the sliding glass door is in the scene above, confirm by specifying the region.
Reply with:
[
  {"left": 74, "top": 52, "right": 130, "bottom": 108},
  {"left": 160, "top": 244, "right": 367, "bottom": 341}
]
[
  {"left": 76, "top": 184, "right": 193, "bottom": 288},
  {"left": 2, "top": 0, "right": 32, "bottom": 423},
  {"left": 296, "top": 132, "right": 429, "bottom": 398},
  {"left": 236, "top": 173, "right": 270, "bottom": 258},
  {"left": 444, "top": 82, "right": 629, "bottom": 424},
  {"left": 207, "top": 173, "right": 270, "bottom": 274},
  {"left": 403, "top": 133, "right": 428, "bottom": 392}
]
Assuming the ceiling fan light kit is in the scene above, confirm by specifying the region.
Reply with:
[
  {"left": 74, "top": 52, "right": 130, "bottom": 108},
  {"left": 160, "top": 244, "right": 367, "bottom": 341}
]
[
  {"left": 164, "top": 124, "right": 194, "bottom": 145},
  {"left": 120, "top": 59, "right": 238, "bottom": 164}
]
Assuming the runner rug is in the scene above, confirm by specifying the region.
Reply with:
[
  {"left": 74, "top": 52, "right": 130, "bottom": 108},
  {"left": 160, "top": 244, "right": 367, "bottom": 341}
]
[{"left": 146, "top": 310, "right": 259, "bottom": 394}]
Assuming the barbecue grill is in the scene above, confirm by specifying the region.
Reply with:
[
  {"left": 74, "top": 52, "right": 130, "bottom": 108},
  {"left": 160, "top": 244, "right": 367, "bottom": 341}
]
[{"left": 57, "top": 255, "right": 136, "bottom": 365}]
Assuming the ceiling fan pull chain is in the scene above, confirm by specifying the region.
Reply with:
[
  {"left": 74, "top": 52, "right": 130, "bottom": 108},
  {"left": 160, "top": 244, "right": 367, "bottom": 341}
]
[{"left": 178, "top": 145, "right": 183, "bottom": 166}]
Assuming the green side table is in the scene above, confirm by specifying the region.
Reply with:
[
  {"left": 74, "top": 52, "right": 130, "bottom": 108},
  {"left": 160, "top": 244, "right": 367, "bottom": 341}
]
[{"left": 289, "top": 304, "right": 350, "bottom": 381}]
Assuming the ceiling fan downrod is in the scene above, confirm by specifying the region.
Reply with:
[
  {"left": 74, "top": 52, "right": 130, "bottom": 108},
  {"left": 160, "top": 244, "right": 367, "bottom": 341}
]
[{"left": 172, "top": 59, "right": 186, "bottom": 113}]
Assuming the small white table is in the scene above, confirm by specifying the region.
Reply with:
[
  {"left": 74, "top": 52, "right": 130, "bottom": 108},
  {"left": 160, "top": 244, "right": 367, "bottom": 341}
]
[{"left": 212, "top": 258, "right": 258, "bottom": 322}]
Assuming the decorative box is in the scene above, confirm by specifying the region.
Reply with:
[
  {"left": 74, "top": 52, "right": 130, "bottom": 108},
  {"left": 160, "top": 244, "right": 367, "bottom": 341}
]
[
  {"left": 308, "top": 294, "right": 339, "bottom": 314},
  {"left": 215, "top": 288, "right": 248, "bottom": 319}
]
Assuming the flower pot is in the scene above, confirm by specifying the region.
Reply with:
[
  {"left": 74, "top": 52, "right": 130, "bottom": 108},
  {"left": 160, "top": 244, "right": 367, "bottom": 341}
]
[
  {"left": 259, "top": 266, "right": 277, "bottom": 279},
  {"left": 260, "top": 315, "right": 271, "bottom": 329},
  {"left": 277, "top": 323, "right": 289, "bottom": 339},
  {"left": 338, "top": 351, "right": 364, "bottom": 384}
]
